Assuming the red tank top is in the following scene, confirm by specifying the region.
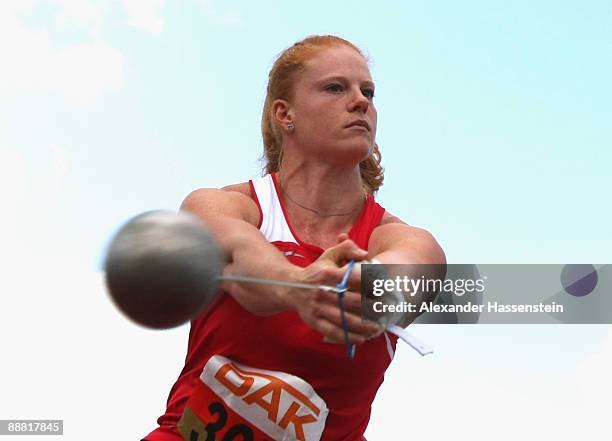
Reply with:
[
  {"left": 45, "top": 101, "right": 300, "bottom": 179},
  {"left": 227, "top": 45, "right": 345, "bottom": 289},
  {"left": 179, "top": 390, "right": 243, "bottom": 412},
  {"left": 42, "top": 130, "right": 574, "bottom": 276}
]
[{"left": 144, "top": 174, "right": 396, "bottom": 441}]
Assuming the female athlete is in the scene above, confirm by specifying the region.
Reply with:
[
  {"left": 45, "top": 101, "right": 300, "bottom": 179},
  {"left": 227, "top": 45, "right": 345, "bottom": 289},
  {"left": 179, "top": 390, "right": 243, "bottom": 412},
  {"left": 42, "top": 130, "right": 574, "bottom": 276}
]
[{"left": 143, "top": 35, "right": 445, "bottom": 441}]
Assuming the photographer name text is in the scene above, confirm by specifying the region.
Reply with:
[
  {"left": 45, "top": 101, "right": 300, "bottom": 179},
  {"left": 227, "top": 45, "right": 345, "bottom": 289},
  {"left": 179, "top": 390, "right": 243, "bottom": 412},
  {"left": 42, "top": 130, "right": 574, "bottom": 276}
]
[{"left": 372, "top": 301, "right": 564, "bottom": 314}]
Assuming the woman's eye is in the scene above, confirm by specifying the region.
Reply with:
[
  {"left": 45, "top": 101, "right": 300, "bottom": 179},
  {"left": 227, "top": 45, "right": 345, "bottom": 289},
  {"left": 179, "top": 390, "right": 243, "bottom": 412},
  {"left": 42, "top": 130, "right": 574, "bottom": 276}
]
[
  {"left": 326, "top": 83, "right": 344, "bottom": 92},
  {"left": 363, "top": 89, "right": 375, "bottom": 99}
]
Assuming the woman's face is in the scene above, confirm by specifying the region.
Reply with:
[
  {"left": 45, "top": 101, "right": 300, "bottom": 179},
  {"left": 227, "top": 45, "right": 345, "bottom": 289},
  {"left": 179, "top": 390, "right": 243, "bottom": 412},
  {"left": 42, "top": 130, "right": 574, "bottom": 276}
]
[{"left": 286, "top": 45, "right": 377, "bottom": 166}]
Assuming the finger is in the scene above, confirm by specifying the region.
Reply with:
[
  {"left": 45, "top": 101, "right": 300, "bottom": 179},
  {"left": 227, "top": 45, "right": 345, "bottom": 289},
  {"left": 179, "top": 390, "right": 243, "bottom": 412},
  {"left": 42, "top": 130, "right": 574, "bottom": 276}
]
[
  {"left": 337, "top": 233, "right": 349, "bottom": 243},
  {"left": 320, "top": 239, "right": 367, "bottom": 265},
  {"left": 344, "top": 263, "right": 363, "bottom": 292},
  {"left": 339, "top": 290, "right": 363, "bottom": 313},
  {"left": 314, "top": 317, "right": 368, "bottom": 345},
  {"left": 312, "top": 290, "right": 363, "bottom": 315},
  {"left": 313, "top": 290, "right": 362, "bottom": 314},
  {"left": 314, "top": 303, "right": 381, "bottom": 337}
]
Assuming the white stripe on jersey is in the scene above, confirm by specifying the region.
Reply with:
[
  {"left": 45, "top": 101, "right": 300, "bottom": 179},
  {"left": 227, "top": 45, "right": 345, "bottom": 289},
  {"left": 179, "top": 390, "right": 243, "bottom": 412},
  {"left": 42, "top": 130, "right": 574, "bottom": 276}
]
[{"left": 252, "top": 174, "right": 298, "bottom": 244}]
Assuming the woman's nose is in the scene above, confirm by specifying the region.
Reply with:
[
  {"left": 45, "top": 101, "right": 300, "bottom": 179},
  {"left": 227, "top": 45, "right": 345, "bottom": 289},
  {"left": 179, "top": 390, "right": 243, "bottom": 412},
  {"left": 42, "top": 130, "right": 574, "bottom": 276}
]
[{"left": 348, "top": 87, "right": 370, "bottom": 113}]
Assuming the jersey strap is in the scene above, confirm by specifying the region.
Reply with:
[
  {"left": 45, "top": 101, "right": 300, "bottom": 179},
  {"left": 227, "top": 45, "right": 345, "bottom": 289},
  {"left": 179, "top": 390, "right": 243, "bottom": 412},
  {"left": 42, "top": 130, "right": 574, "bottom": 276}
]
[{"left": 250, "top": 174, "right": 297, "bottom": 244}]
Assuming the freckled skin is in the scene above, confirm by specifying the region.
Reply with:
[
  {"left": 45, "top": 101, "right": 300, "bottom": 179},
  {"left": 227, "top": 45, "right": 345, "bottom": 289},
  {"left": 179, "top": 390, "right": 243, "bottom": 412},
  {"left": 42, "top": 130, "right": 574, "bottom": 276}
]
[{"left": 288, "top": 46, "right": 377, "bottom": 168}]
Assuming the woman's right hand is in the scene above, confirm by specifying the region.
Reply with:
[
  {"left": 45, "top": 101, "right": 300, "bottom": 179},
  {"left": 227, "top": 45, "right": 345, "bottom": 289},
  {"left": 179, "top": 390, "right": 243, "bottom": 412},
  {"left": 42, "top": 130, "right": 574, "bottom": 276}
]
[{"left": 285, "top": 234, "right": 384, "bottom": 344}]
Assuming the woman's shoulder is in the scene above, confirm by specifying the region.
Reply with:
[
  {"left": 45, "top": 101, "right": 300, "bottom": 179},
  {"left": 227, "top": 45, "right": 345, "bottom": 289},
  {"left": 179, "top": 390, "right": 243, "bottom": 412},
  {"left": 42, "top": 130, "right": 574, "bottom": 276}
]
[
  {"left": 377, "top": 210, "right": 438, "bottom": 242},
  {"left": 221, "top": 181, "right": 252, "bottom": 197},
  {"left": 181, "top": 181, "right": 260, "bottom": 226},
  {"left": 379, "top": 210, "right": 407, "bottom": 227}
]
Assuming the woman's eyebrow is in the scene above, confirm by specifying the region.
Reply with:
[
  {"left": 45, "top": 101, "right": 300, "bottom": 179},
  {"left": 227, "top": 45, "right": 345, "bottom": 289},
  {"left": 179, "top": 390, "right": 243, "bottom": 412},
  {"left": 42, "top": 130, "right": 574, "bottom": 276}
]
[{"left": 315, "top": 75, "right": 375, "bottom": 88}]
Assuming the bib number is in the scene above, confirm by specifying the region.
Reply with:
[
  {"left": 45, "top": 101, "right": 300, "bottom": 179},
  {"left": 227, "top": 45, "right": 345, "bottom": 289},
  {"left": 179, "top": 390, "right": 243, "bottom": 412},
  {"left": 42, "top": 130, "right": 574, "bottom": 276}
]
[{"left": 178, "top": 356, "right": 328, "bottom": 441}]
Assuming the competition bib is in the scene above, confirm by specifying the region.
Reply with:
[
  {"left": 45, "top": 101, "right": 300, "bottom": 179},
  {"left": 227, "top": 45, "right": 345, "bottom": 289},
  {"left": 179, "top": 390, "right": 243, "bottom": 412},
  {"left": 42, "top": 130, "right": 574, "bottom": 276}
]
[{"left": 178, "top": 355, "right": 328, "bottom": 441}]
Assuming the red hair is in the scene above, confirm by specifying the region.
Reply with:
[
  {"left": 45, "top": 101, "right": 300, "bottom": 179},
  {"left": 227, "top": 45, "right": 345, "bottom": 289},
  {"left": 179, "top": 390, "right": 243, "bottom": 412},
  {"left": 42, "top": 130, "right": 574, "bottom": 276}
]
[{"left": 261, "top": 35, "right": 384, "bottom": 194}]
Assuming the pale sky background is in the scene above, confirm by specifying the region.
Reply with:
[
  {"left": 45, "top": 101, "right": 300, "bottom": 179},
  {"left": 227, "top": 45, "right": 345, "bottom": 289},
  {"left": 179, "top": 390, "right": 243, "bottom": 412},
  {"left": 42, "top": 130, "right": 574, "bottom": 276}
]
[{"left": 0, "top": 1, "right": 611, "bottom": 440}]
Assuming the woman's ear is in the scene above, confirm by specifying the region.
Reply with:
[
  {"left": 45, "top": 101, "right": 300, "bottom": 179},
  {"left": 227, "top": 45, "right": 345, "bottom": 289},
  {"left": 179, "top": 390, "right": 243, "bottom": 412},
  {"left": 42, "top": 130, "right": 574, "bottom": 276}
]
[{"left": 271, "top": 99, "right": 293, "bottom": 129}]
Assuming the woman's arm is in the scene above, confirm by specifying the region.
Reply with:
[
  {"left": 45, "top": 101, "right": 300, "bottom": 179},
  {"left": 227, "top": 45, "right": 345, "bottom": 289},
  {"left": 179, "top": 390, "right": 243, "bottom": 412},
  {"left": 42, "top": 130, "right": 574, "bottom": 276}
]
[
  {"left": 181, "top": 187, "right": 295, "bottom": 315},
  {"left": 181, "top": 187, "right": 380, "bottom": 343},
  {"left": 367, "top": 218, "right": 447, "bottom": 327},
  {"left": 367, "top": 221, "right": 446, "bottom": 265}
]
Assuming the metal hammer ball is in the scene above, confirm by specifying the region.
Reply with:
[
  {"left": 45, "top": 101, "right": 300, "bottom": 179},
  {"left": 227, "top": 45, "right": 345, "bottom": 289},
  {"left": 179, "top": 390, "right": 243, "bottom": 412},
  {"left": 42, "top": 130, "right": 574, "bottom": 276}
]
[{"left": 104, "top": 210, "right": 223, "bottom": 329}]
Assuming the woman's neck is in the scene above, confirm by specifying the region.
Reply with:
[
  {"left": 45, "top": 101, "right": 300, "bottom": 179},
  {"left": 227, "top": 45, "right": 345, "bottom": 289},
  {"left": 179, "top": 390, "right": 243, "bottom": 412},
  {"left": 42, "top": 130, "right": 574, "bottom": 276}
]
[{"left": 276, "top": 163, "right": 367, "bottom": 237}]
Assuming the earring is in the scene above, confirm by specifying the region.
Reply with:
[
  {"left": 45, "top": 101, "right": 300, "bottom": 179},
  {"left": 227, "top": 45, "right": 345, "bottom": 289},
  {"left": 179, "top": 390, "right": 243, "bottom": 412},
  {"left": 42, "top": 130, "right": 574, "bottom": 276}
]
[{"left": 287, "top": 123, "right": 295, "bottom": 130}]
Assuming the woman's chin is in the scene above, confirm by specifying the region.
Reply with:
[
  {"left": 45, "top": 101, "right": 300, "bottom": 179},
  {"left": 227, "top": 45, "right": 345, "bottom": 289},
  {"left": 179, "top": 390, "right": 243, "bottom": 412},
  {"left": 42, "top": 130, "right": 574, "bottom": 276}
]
[{"left": 325, "top": 143, "right": 373, "bottom": 166}]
